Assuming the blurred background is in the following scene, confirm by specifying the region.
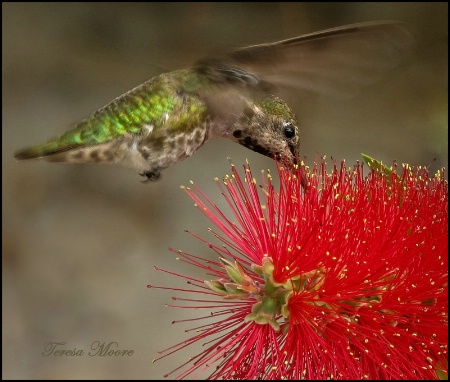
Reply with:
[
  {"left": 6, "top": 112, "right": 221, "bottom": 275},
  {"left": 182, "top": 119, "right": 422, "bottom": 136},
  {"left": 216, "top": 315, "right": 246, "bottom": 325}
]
[{"left": 2, "top": 3, "right": 447, "bottom": 379}]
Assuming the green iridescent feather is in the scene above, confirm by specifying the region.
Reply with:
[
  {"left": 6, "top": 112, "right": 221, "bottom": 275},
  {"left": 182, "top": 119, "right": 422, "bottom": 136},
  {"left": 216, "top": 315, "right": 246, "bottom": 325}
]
[{"left": 14, "top": 70, "right": 207, "bottom": 159}]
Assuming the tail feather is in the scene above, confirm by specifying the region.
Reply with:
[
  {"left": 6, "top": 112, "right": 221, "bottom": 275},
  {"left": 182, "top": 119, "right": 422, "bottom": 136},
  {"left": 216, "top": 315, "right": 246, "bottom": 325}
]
[
  {"left": 14, "top": 135, "right": 131, "bottom": 164},
  {"left": 14, "top": 140, "right": 80, "bottom": 160}
]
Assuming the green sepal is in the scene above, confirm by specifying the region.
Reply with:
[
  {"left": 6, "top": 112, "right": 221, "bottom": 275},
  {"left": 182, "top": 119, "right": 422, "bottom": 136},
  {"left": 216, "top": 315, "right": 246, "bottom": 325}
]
[
  {"left": 251, "top": 263, "right": 263, "bottom": 277},
  {"left": 224, "top": 265, "right": 243, "bottom": 284},
  {"left": 223, "top": 282, "right": 245, "bottom": 296},
  {"left": 361, "top": 153, "right": 401, "bottom": 181},
  {"left": 204, "top": 280, "right": 228, "bottom": 295}
]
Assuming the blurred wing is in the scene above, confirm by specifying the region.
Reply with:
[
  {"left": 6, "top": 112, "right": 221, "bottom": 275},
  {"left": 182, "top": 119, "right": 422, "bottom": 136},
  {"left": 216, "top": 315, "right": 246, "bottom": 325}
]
[{"left": 198, "top": 21, "right": 414, "bottom": 99}]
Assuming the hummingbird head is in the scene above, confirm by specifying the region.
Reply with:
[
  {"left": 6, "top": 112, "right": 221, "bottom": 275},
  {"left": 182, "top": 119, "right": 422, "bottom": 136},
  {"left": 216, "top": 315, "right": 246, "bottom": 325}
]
[{"left": 229, "top": 96, "right": 300, "bottom": 165}]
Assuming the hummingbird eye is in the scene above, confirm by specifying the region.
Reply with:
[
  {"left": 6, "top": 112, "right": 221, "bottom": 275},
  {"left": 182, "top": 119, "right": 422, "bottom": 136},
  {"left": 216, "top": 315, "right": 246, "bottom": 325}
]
[{"left": 283, "top": 122, "right": 296, "bottom": 139}]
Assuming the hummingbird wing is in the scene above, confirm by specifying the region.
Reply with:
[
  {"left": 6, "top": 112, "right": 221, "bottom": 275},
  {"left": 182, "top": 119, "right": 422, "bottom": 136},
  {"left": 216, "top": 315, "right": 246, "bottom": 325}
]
[{"left": 196, "top": 21, "right": 414, "bottom": 99}]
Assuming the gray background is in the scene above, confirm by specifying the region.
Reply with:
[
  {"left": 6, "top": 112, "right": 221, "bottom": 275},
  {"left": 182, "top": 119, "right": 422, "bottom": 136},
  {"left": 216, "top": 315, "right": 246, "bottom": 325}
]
[{"left": 3, "top": 3, "right": 447, "bottom": 379}]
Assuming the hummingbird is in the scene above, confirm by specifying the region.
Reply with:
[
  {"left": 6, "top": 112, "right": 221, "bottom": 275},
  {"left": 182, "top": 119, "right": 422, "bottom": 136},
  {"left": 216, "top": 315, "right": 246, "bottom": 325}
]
[{"left": 14, "top": 21, "right": 412, "bottom": 181}]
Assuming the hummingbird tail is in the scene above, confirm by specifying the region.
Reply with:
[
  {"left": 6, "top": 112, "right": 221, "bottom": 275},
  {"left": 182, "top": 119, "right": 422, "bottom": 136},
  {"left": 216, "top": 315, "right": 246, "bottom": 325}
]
[
  {"left": 14, "top": 136, "right": 128, "bottom": 164},
  {"left": 14, "top": 140, "right": 77, "bottom": 160}
]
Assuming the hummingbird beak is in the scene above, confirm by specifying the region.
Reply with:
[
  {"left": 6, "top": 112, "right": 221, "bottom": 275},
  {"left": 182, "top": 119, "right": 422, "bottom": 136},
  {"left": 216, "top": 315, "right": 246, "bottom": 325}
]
[
  {"left": 287, "top": 142, "right": 298, "bottom": 165},
  {"left": 277, "top": 145, "right": 297, "bottom": 167}
]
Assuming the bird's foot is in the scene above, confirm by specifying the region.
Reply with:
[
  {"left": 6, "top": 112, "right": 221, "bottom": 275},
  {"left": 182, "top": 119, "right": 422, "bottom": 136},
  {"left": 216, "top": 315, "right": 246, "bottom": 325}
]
[{"left": 139, "top": 169, "right": 161, "bottom": 183}]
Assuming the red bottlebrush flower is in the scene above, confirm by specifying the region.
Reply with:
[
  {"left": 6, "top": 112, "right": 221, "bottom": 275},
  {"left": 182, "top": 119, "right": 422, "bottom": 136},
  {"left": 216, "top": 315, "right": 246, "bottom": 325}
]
[{"left": 149, "top": 159, "right": 448, "bottom": 380}]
